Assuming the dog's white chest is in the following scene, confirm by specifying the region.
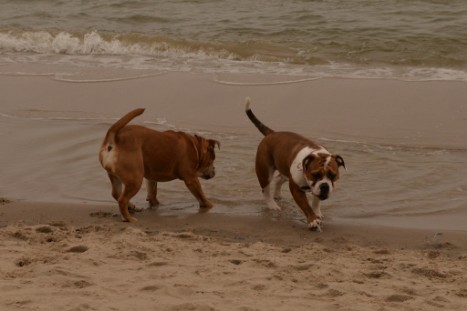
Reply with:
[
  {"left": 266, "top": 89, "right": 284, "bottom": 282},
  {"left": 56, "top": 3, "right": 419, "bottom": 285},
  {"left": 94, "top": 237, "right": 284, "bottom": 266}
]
[{"left": 290, "top": 147, "right": 313, "bottom": 187}]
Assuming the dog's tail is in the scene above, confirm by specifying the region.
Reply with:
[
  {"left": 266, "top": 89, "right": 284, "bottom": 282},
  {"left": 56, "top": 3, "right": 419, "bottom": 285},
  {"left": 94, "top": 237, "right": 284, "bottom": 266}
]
[
  {"left": 245, "top": 97, "right": 274, "bottom": 136},
  {"left": 105, "top": 108, "right": 145, "bottom": 145}
]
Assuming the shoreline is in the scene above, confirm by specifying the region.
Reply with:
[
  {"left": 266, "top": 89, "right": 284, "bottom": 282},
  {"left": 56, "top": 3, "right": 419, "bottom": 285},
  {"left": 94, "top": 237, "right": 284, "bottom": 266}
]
[{"left": 2, "top": 200, "right": 466, "bottom": 251}]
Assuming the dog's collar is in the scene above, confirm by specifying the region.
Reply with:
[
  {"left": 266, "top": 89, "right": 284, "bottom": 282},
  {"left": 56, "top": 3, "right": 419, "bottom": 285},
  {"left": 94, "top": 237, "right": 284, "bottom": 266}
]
[
  {"left": 300, "top": 185, "right": 311, "bottom": 192},
  {"left": 189, "top": 137, "right": 202, "bottom": 170}
]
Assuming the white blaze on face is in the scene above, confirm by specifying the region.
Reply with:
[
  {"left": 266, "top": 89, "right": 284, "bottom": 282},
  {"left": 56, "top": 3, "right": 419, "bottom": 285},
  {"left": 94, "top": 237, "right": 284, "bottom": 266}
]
[{"left": 311, "top": 154, "right": 332, "bottom": 196}]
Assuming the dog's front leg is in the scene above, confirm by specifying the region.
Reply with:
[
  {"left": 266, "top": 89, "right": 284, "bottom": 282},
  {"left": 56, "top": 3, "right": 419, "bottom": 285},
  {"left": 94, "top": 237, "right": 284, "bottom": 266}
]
[
  {"left": 311, "top": 196, "right": 323, "bottom": 220},
  {"left": 289, "top": 181, "right": 321, "bottom": 231},
  {"left": 145, "top": 179, "right": 160, "bottom": 207},
  {"left": 184, "top": 178, "right": 213, "bottom": 209}
]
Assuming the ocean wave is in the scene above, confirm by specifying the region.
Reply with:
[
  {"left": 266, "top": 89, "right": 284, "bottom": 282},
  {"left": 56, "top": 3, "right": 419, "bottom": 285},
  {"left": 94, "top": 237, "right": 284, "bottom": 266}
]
[
  {"left": 0, "top": 29, "right": 264, "bottom": 61},
  {"left": 0, "top": 30, "right": 166, "bottom": 56},
  {"left": 1, "top": 29, "right": 467, "bottom": 82}
]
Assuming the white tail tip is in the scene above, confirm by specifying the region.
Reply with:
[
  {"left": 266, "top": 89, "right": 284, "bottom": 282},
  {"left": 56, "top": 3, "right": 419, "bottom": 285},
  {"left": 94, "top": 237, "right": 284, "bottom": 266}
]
[{"left": 245, "top": 97, "right": 251, "bottom": 111}]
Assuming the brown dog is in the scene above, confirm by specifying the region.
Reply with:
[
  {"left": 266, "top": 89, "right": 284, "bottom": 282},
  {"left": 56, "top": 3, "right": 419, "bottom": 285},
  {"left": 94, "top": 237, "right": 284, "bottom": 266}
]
[
  {"left": 245, "top": 99, "right": 345, "bottom": 231},
  {"left": 99, "top": 108, "right": 220, "bottom": 222}
]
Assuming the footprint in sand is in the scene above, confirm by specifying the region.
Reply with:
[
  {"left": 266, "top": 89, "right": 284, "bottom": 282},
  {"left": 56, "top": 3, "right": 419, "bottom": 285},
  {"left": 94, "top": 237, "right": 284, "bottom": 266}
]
[
  {"left": 0, "top": 198, "right": 11, "bottom": 205},
  {"left": 386, "top": 294, "right": 413, "bottom": 302},
  {"left": 35, "top": 226, "right": 53, "bottom": 234},
  {"left": 66, "top": 245, "right": 89, "bottom": 253},
  {"left": 411, "top": 267, "right": 447, "bottom": 280},
  {"left": 89, "top": 211, "right": 117, "bottom": 218},
  {"left": 326, "top": 289, "right": 345, "bottom": 297},
  {"left": 148, "top": 261, "right": 169, "bottom": 267},
  {"left": 229, "top": 259, "right": 243, "bottom": 265},
  {"left": 141, "top": 285, "right": 160, "bottom": 291},
  {"left": 251, "top": 284, "right": 266, "bottom": 291},
  {"left": 62, "top": 280, "right": 93, "bottom": 289},
  {"left": 128, "top": 250, "right": 148, "bottom": 260},
  {"left": 455, "top": 288, "right": 467, "bottom": 298},
  {"left": 168, "top": 303, "right": 217, "bottom": 311},
  {"left": 15, "top": 257, "right": 32, "bottom": 267},
  {"left": 11, "top": 230, "right": 29, "bottom": 241},
  {"left": 364, "top": 271, "right": 391, "bottom": 279}
]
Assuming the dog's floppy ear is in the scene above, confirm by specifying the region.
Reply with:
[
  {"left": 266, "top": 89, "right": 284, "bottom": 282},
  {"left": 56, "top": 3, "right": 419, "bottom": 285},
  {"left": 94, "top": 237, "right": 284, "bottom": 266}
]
[
  {"left": 208, "top": 139, "right": 220, "bottom": 150},
  {"left": 335, "top": 155, "right": 346, "bottom": 170},
  {"left": 302, "top": 154, "right": 315, "bottom": 170}
]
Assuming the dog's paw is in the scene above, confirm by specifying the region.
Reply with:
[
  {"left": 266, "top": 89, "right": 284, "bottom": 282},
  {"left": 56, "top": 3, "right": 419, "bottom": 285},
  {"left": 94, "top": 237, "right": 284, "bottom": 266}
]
[
  {"left": 146, "top": 197, "right": 160, "bottom": 208},
  {"left": 121, "top": 216, "right": 138, "bottom": 223},
  {"left": 199, "top": 202, "right": 214, "bottom": 211},
  {"left": 266, "top": 201, "right": 282, "bottom": 211},
  {"left": 308, "top": 219, "right": 322, "bottom": 232},
  {"left": 273, "top": 195, "right": 283, "bottom": 201},
  {"left": 128, "top": 203, "right": 143, "bottom": 213}
]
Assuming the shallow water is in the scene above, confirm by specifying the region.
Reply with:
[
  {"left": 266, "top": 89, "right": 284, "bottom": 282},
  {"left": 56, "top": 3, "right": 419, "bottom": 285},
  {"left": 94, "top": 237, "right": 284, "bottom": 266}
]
[{"left": 1, "top": 100, "right": 466, "bottom": 231}]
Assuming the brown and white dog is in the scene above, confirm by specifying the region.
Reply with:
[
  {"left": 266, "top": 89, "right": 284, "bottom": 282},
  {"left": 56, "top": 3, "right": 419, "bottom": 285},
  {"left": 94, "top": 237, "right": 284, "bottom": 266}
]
[
  {"left": 245, "top": 99, "right": 345, "bottom": 231},
  {"left": 99, "top": 108, "right": 220, "bottom": 222}
]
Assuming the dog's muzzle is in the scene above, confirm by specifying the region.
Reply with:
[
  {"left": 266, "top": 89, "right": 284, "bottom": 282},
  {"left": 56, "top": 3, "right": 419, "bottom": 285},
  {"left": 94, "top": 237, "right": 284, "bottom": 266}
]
[
  {"left": 202, "top": 173, "right": 215, "bottom": 180},
  {"left": 317, "top": 183, "right": 330, "bottom": 200},
  {"left": 201, "top": 167, "right": 216, "bottom": 180}
]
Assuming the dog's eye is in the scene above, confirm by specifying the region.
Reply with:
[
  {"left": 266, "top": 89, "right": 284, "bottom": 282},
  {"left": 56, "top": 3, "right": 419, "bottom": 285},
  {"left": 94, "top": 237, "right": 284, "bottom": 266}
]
[
  {"left": 328, "top": 172, "right": 336, "bottom": 181},
  {"left": 312, "top": 172, "right": 323, "bottom": 180}
]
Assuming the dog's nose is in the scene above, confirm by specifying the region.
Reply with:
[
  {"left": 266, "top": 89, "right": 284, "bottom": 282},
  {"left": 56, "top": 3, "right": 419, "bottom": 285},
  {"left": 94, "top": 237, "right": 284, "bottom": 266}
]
[{"left": 320, "top": 183, "right": 330, "bottom": 195}]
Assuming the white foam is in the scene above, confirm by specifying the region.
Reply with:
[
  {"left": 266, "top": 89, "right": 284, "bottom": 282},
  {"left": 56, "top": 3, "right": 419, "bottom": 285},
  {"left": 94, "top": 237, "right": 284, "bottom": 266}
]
[{"left": 1, "top": 30, "right": 467, "bottom": 82}]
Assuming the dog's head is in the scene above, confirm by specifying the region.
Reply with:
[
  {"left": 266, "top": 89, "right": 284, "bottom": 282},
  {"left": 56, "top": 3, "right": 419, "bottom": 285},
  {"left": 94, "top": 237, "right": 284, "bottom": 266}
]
[
  {"left": 195, "top": 135, "right": 220, "bottom": 180},
  {"left": 302, "top": 153, "right": 345, "bottom": 200}
]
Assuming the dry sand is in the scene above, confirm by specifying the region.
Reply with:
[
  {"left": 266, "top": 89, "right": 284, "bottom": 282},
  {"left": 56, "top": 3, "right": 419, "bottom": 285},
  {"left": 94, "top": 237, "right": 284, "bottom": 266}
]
[{"left": 1, "top": 199, "right": 466, "bottom": 311}]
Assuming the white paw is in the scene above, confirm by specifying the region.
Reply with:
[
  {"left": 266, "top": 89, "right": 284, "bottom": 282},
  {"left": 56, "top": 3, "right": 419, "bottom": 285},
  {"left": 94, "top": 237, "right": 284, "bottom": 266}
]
[
  {"left": 128, "top": 203, "right": 143, "bottom": 213},
  {"left": 266, "top": 201, "right": 282, "bottom": 211},
  {"left": 308, "top": 219, "right": 322, "bottom": 232}
]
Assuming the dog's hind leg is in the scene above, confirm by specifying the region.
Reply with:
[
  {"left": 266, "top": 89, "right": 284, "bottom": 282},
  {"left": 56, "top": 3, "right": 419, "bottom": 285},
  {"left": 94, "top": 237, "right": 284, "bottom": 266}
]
[
  {"left": 108, "top": 173, "right": 140, "bottom": 213},
  {"left": 255, "top": 144, "right": 281, "bottom": 210},
  {"left": 145, "top": 179, "right": 160, "bottom": 207},
  {"left": 272, "top": 171, "right": 288, "bottom": 201},
  {"left": 108, "top": 173, "right": 122, "bottom": 202},
  {"left": 258, "top": 167, "right": 282, "bottom": 211},
  {"left": 117, "top": 178, "right": 143, "bottom": 222}
]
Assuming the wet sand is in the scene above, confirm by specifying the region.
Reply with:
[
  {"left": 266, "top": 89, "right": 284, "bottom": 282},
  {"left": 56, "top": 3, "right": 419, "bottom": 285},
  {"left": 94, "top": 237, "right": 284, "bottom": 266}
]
[
  {"left": 0, "top": 200, "right": 466, "bottom": 310},
  {"left": 2, "top": 73, "right": 467, "bottom": 147},
  {"left": 1, "top": 72, "right": 467, "bottom": 310}
]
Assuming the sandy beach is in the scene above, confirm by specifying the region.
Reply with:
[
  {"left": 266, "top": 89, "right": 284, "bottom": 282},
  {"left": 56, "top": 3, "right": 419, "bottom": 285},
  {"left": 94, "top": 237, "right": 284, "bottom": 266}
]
[
  {"left": 0, "top": 199, "right": 466, "bottom": 311},
  {"left": 1, "top": 1, "right": 467, "bottom": 309}
]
